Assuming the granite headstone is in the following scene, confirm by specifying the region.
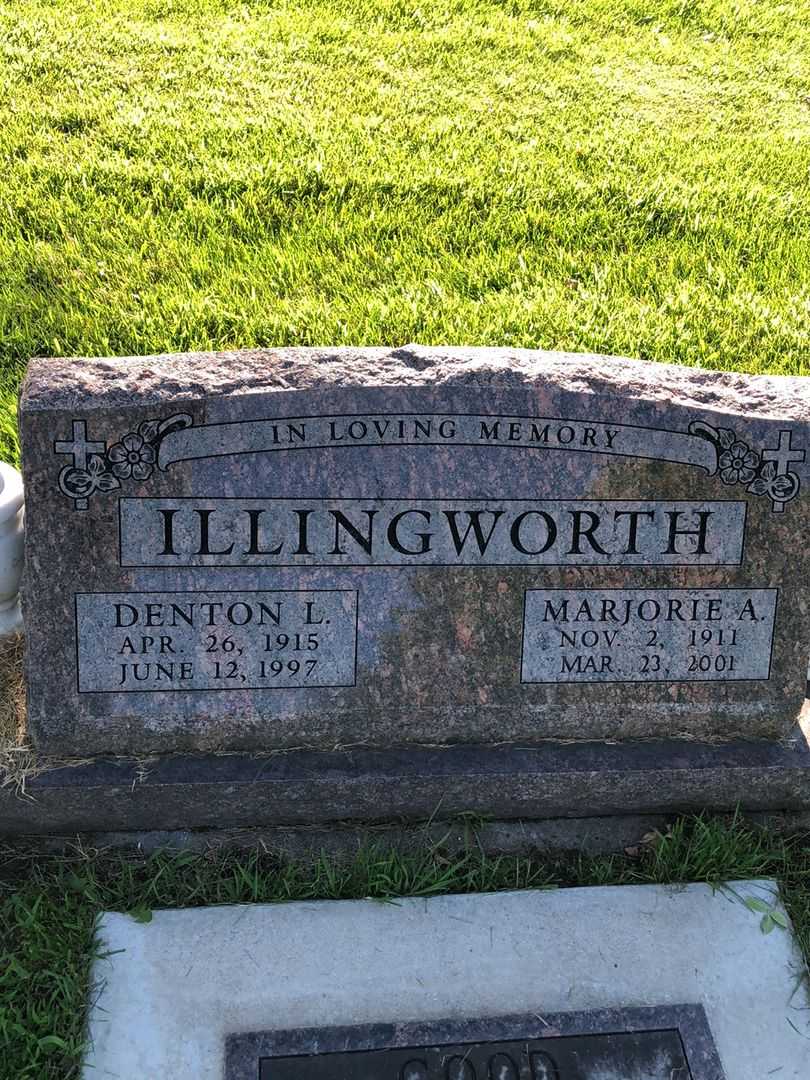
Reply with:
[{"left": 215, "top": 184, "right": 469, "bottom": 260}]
[{"left": 19, "top": 346, "right": 810, "bottom": 756}]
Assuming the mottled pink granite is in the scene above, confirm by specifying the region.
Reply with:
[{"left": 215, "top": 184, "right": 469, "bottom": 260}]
[{"left": 19, "top": 346, "right": 810, "bottom": 755}]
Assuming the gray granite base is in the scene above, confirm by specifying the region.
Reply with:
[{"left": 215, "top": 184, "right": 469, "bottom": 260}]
[
  {"left": 8, "top": 812, "right": 810, "bottom": 859},
  {"left": 2, "top": 728, "right": 810, "bottom": 838},
  {"left": 2, "top": 816, "right": 674, "bottom": 857}
]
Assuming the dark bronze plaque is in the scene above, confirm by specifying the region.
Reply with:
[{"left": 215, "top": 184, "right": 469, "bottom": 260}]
[
  {"left": 258, "top": 1029, "right": 689, "bottom": 1078},
  {"left": 226, "top": 1006, "right": 726, "bottom": 1080}
]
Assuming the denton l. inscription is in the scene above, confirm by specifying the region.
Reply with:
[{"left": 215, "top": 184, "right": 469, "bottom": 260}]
[
  {"left": 75, "top": 590, "right": 358, "bottom": 693},
  {"left": 521, "top": 588, "right": 777, "bottom": 683},
  {"left": 119, "top": 499, "right": 746, "bottom": 567}
]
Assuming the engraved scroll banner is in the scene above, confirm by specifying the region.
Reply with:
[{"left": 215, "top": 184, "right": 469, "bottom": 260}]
[
  {"left": 54, "top": 411, "right": 804, "bottom": 513},
  {"left": 156, "top": 413, "right": 719, "bottom": 472}
]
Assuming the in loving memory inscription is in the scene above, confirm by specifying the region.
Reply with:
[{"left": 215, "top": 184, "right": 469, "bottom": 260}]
[{"left": 57, "top": 411, "right": 798, "bottom": 696}]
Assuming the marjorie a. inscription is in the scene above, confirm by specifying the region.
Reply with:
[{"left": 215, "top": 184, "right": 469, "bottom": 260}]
[
  {"left": 75, "top": 590, "right": 358, "bottom": 693},
  {"left": 54, "top": 411, "right": 805, "bottom": 512},
  {"left": 522, "top": 588, "right": 777, "bottom": 684}
]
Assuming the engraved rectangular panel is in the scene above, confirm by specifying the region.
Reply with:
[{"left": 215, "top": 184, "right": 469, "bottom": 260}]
[
  {"left": 75, "top": 590, "right": 358, "bottom": 693},
  {"left": 521, "top": 588, "right": 777, "bottom": 683},
  {"left": 258, "top": 1030, "right": 689, "bottom": 1079},
  {"left": 226, "top": 1006, "right": 725, "bottom": 1080},
  {"left": 119, "top": 498, "right": 746, "bottom": 568}
]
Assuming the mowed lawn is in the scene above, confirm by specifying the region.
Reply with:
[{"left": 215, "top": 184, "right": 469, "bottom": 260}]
[{"left": 1, "top": 0, "right": 809, "bottom": 465}]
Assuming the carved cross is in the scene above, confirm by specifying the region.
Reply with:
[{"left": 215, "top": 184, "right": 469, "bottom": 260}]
[
  {"left": 761, "top": 429, "right": 806, "bottom": 513},
  {"left": 55, "top": 420, "right": 106, "bottom": 510}
]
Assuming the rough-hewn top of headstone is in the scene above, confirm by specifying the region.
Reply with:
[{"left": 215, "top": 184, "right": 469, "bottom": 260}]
[{"left": 22, "top": 345, "right": 810, "bottom": 420}]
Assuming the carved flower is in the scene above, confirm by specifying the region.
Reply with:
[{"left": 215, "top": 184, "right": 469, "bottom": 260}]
[
  {"left": 58, "top": 454, "right": 120, "bottom": 499},
  {"left": 747, "top": 460, "right": 800, "bottom": 503},
  {"left": 718, "top": 441, "right": 759, "bottom": 485},
  {"left": 769, "top": 470, "right": 800, "bottom": 502},
  {"left": 107, "top": 432, "right": 156, "bottom": 480}
]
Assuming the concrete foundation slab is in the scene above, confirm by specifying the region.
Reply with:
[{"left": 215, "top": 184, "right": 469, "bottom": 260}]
[{"left": 84, "top": 880, "right": 809, "bottom": 1080}]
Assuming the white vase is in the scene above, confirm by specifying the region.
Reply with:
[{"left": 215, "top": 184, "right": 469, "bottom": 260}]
[{"left": 0, "top": 462, "right": 24, "bottom": 638}]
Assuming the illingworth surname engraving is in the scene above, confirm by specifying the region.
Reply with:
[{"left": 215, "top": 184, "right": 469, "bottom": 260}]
[{"left": 119, "top": 499, "right": 746, "bottom": 567}]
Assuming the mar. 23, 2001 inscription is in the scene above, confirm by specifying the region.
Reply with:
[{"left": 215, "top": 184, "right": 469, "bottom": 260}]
[{"left": 521, "top": 588, "right": 777, "bottom": 683}]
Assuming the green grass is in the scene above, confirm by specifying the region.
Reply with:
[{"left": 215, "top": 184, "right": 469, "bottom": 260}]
[
  {"left": 2, "top": 814, "right": 809, "bottom": 1078},
  {"left": 2, "top": 0, "right": 810, "bottom": 465}
]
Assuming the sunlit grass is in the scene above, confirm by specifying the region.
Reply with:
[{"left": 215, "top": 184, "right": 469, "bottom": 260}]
[
  {"left": 1, "top": 0, "right": 809, "bottom": 465},
  {"left": 2, "top": 7, "right": 809, "bottom": 1067}
]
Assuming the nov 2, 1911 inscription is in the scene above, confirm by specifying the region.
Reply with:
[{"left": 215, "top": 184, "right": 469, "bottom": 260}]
[{"left": 19, "top": 346, "right": 810, "bottom": 755}]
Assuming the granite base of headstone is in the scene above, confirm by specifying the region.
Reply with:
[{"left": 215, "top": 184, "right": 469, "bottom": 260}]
[{"left": 2, "top": 346, "right": 809, "bottom": 841}]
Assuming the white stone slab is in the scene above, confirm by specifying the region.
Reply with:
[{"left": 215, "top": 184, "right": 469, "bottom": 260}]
[{"left": 84, "top": 881, "right": 810, "bottom": 1080}]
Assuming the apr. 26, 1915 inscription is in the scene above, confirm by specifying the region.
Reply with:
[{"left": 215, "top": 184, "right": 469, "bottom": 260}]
[{"left": 19, "top": 347, "right": 810, "bottom": 754}]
